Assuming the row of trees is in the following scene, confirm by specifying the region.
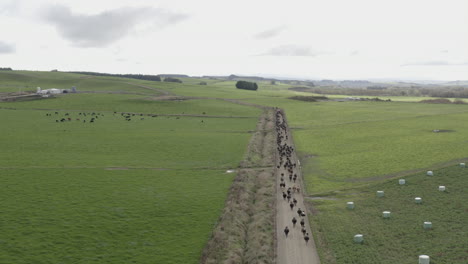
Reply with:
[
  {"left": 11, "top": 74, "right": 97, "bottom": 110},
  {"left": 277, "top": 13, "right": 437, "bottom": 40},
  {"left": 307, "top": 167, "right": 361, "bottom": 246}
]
[
  {"left": 295, "top": 86, "right": 468, "bottom": 98},
  {"left": 0, "top": 67, "right": 13, "bottom": 71},
  {"left": 163, "top": 77, "right": 182, "bottom": 83},
  {"left": 70, "top": 71, "right": 163, "bottom": 81},
  {"left": 69, "top": 71, "right": 186, "bottom": 83},
  {"left": 236, "top": 81, "right": 258, "bottom": 91}
]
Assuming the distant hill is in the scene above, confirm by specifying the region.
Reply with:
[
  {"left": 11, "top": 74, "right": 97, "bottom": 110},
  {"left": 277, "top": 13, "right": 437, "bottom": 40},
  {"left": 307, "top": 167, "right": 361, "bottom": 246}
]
[{"left": 158, "top": 74, "right": 190, "bottom": 78}]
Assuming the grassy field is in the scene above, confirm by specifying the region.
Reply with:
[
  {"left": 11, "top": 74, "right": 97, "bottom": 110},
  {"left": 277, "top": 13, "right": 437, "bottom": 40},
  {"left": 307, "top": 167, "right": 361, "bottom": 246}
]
[
  {"left": 309, "top": 164, "right": 468, "bottom": 264},
  {"left": 242, "top": 98, "right": 468, "bottom": 194},
  {"left": 2, "top": 70, "right": 467, "bottom": 263},
  {"left": 0, "top": 168, "right": 233, "bottom": 264},
  {"left": 0, "top": 108, "right": 256, "bottom": 169},
  {"left": 0, "top": 71, "right": 261, "bottom": 263}
]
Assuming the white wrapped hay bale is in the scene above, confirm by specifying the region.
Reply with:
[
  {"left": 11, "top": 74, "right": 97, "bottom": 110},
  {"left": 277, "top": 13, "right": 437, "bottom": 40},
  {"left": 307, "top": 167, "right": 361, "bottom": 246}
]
[
  {"left": 419, "top": 255, "right": 430, "bottom": 264},
  {"left": 423, "top": 222, "right": 432, "bottom": 230},
  {"left": 347, "top": 202, "right": 355, "bottom": 209},
  {"left": 399, "top": 179, "right": 406, "bottom": 185},
  {"left": 438, "top": 186, "right": 446, "bottom": 192},
  {"left": 382, "top": 211, "right": 391, "bottom": 218},
  {"left": 426, "top": 171, "right": 433, "bottom": 176},
  {"left": 377, "top": 190, "right": 384, "bottom": 197},
  {"left": 460, "top": 163, "right": 465, "bottom": 168},
  {"left": 354, "top": 234, "right": 363, "bottom": 243},
  {"left": 415, "top": 197, "right": 422, "bottom": 204}
]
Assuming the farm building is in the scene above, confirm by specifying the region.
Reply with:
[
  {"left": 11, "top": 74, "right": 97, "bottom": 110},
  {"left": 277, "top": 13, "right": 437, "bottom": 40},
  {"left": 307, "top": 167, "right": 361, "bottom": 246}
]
[{"left": 36, "top": 87, "right": 76, "bottom": 95}]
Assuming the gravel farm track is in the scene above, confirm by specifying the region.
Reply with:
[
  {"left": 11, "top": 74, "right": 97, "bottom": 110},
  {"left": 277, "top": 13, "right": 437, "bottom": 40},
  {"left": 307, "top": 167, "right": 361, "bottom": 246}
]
[
  {"left": 201, "top": 105, "right": 320, "bottom": 264},
  {"left": 275, "top": 109, "right": 320, "bottom": 264}
]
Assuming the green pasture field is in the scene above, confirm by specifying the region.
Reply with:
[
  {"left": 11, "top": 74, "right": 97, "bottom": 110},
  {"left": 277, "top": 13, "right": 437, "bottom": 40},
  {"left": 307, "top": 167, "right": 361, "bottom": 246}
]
[
  {"left": 0, "top": 71, "right": 161, "bottom": 95},
  {"left": 0, "top": 71, "right": 262, "bottom": 263},
  {"left": 0, "top": 108, "right": 256, "bottom": 169},
  {"left": 310, "top": 165, "right": 468, "bottom": 264},
  {"left": 136, "top": 78, "right": 294, "bottom": 99},
  {"left": 0, "top": 168, "right": 233, "bottom": 264},
  {"left": 0, "top": 93, "right": 260, "bottom": 117},
  {"left": 243, "top": 98, "right": 468, "bottom": 194},
  {"left": 2, "top": 70, "right": 468, "bottom": 263}
]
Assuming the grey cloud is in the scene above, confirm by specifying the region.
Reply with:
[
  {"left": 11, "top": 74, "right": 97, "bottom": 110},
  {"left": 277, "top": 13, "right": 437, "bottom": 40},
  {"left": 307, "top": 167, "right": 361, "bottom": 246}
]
[
  {"left": 0, "top": 41, "right": 15, "bottom": 53},
  {"left": 254, "top": 26, "right": 286, "bottom": 39},
  {"left": 42, "top": 5, "right": 188, "bottom": 48},
  {"left": 260, "top": 45, "right": 325, "bottom": 57},
  {"left": 0, "top": 0, "right": 20, "bottom": 15},
  {"left": 401, "top": 61, "right": 468, "bottom": 66}
]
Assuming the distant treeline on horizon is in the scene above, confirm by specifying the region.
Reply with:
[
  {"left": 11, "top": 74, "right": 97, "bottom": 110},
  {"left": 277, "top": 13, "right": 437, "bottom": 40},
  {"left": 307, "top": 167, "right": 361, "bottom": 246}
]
[{"left": 68, "top": 71, "right": 189, "bottom": 82}]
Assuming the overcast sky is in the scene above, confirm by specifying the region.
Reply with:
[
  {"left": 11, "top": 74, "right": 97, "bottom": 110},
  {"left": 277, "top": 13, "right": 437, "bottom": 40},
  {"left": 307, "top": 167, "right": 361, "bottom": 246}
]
[{"left": 1, "top": 0, "right": 467, "bottom": 81}]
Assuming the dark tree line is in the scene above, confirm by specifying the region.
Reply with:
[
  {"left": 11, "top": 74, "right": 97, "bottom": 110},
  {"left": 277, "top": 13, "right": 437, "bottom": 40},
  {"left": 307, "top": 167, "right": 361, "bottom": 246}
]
[
  {"left": 163, "top": 77, "right": 183, "bottom": 83},
  {"left": 236, "top": 81, "right": 258, "bottom": 91},
  {"left": 294, "top": 86, "right": 468, "bottom": 99},
  {"left": 69, "top": 71, "right": 162, "bottom": 82},
  {"left": 0, "top": 67, "right": 13, "bottom": 71}
]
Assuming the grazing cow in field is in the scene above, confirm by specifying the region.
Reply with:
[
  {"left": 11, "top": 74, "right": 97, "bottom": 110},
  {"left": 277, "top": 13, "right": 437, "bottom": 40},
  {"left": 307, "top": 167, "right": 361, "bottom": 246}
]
[
  {"left": 292, "top": 217, "right": 297, "bottom": 227},
  {"left": 304, "top": 234, "right": 310, "bottom": 244},
  {"left": 284, "top": 226, "right": 289, "bottom": 237}
]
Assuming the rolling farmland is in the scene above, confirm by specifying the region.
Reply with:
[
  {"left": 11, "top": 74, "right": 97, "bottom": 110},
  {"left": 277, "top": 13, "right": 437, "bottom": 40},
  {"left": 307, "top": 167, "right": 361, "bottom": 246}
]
[
  {"left": 1, "top": 70, "right": 467, "bottom": 264},
  {"left": 0, "top": 71, "right": 261, "bottom": 263},
  {"left": 309, "top": 165, "right": 468, "bottom": 264}
]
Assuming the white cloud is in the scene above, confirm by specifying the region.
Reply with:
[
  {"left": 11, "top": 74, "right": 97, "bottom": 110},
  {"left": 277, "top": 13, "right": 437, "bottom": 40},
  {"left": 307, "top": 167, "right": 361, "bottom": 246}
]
[
  {"left": 0, "top": 0, "right": 20, "bottom": 15},
  {"left": 0, "top": 41, "right": 15, "bottom": 53},
  {"left": 254, "top": 26, "right": 287, "bottom": 39},
  {"left": 260, "top": 45, "right": 328, "bottom": 57},
  {"left": 402, "top": 61, "right": 468, "bottom": 66},
  {"left": 41, "top": 4, "right": 188, "bottom": 48},
  {"left": 1, "top": 0, "right": 467, "bottom": 80}
]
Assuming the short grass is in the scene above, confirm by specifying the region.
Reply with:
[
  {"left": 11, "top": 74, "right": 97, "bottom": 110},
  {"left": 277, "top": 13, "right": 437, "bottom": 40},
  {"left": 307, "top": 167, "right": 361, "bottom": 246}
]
[
  {"left": 309, "top": 165, "right": 468, "bottom": 264},
  {"left": 0, "top": 71, "right": 262, "bottom": 263},
  {"left": 0, "top": 108, "right": 256, "bottom": 169},
  {"left": 243, "top": 98, "right": 468, "bottom": 194},
  {"left": 0, "top": 168, "right": 233, "bottom": 264},
  {"left": 0, "top": 94, "right": 260, "bottom": 117}
]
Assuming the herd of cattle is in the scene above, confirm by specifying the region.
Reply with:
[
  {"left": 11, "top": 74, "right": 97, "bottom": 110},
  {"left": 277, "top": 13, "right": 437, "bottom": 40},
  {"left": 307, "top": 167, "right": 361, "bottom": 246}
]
[
  {"left": 275, "top": 109, "right": 310, "bottom": 245},
  {"left": 45, "top": 111, "right": 160, "bottom": 123}
]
